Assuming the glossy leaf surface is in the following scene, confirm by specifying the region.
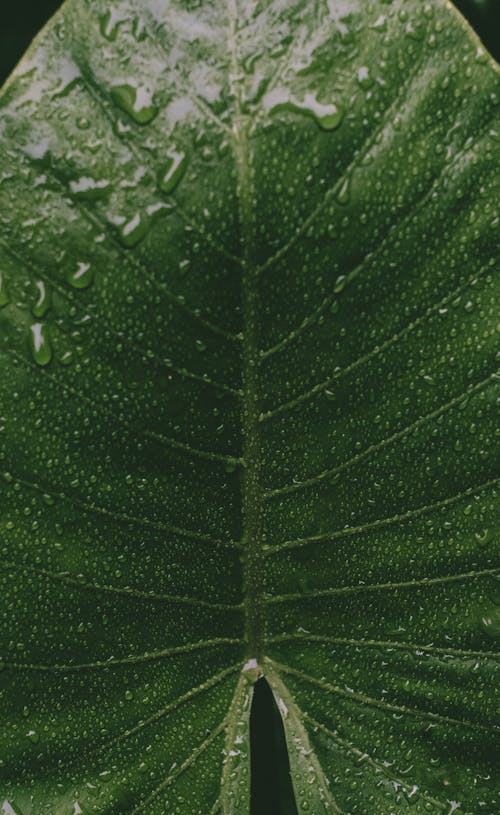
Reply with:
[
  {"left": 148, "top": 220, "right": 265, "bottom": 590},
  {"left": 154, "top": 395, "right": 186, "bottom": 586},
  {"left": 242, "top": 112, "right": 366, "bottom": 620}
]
[{"left": 0, "top": 1, "right": 499, "bottom": 813}]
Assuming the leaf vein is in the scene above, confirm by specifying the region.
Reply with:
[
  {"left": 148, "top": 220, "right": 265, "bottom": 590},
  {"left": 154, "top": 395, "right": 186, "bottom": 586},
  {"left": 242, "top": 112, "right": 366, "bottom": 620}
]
[
  {"left": 264, "top": 567, "right": 500, "bottom": 604},
  {"left": 1, "top": 640, "right": 242, "bottom": 671},
  {"left": 264, "top": 372, "right": 498, "bottom": 497},
  {"left": 256, "top": 48, "right": 427, "bottom": 275},
  {"left": 1, "top": 470, "right": 235, "bottom": 547},
  {"left": 2, "top": 342, "right": 243, "bottom": 467},
  {"left": 266, "top": 476, "right": 499, "bottom": 552},
  {"left": 302, "top": 712, "right": 454, "bottom": 814},
  {"left": 268, "top": 634, "right": 500, "bottom": 660},
  {"left": 272, "top": 660, "right": 496, "bottom": 732},
  {"left": 1, "top": 561, "right": 243, "bottom": 612}
]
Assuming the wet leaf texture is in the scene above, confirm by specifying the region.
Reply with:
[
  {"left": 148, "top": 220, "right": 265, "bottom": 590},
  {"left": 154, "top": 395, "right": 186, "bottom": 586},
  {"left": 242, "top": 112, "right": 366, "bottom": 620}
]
[{"left": 0, "top": 0, "right": 499, "bottom": 813}]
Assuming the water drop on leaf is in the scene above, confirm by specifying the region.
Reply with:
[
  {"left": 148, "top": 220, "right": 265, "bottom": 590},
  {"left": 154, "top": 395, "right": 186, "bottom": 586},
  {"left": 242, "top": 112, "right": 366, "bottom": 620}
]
[
  {"left": 357, "top": 66, "right": 373, "bottom": 89},
  {"left": 159, "top": 150, "right": 188, "bottom": 194},
  {"left": 32, "top": 281, "right": 51, "bottom": 318},
  {"left": 334, "top": 274, "right": 347, "bottom": 293},
  {"left": 111, "top": 83, "right": 158, "bottom": 125},
  {"left": 114, "top": 212, "right": 150, "bottom": 247},
  {"left": 266, "top": 89, "right": 344, "bottom": 130},
  {"left": 69, "top": 176, "right": 111, "bottom": 200},
  {"left": 30, "top": 323, "right": 52, "bottom": 367},
  {"left": 482, "top": 607, "right": 500, "bottom": 638},
  {"left": 99, "top": 9, "right": 125, "bottom": 41},
  {"left": 67, "top": 262, "right": 94, "bottom": 289}
]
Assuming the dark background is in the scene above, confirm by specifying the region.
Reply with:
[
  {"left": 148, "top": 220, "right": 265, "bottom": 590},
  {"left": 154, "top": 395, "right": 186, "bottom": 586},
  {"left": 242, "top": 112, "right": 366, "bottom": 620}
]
[
  {"left": 0, "top": 0, "right": 499, "bottom": 85},
  {"left": 0, "top": 1, "right": 498, "bottom": 814}
]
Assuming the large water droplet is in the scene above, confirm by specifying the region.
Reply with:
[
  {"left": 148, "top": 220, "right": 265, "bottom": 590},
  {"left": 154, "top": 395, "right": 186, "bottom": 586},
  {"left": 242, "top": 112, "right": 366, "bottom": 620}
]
[
  {"left": 357, "top": 66, "right": 374, "bottom": 89},
  {"left": 51, "top": 59, "right": 81, "bottom": 99},
  {"left": 334, "top": 274, "right": 347, "bottom": 293},
  {"left": 111, "top": 83, "right": 158, "bottom": 125},
  {"left": 159, "top": 150, "right": 187, "bottom": 194},
  {"left": 476, "top": 47, "right": 488, "bottom": 64},
  {"left": 67, "top": 262, "right": 94, "bottom": 289},
  {"left": 2, "top": 802, "right": 24, "bottom": 815},
  {"left": 265, "top": 89, "right": 344, "bottom": 130},
  {"left": 99, "top": 9, "right": 125, "bottom": 41},
  {"left": 371, "top": 14, "right": 387, "bottom": 32},
  {"left": 30, "top": 322, "right": 52, "bottom": 366},
  {"left": 69, "top": 176, "right": 111, "bottom": 200},
  {"left": 132, "top": 17, "right": 147, "bottom": 42},
  {"left": 32, "top": 281, "right": 51, "bottom": 318},
  {"left": 117, "top": 212, "right": 150, "bottom": 247}
]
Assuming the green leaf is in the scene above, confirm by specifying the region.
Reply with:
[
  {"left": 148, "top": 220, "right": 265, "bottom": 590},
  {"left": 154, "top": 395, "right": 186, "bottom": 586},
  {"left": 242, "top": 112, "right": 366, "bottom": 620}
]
[{"left": 0, "top": 1, "right": 499, "bottom": 813}]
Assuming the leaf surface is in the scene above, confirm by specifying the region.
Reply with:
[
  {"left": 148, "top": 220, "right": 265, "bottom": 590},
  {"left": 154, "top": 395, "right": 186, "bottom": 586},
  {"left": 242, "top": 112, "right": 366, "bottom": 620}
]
[{"left": 0, "top": 1, "right": 499, "bottom": 813}]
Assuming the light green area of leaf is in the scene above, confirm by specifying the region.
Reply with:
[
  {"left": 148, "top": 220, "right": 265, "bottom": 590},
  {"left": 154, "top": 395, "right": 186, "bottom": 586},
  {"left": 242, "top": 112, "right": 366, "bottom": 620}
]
[{"left": 0, "top": 0, "right": 499, "bottom": 813}]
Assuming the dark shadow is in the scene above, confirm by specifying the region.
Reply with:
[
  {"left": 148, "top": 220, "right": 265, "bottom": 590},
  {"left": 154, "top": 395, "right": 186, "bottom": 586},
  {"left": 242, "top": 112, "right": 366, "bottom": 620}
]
[
  {"left": 0, "top": 1, "right": 64, "bottom": 85},
  {"left": 454, "top": 0, "right": 500, "bottom": 60},
  {"left": 250, "top": 677, "right": 298, "bottom": 815}
]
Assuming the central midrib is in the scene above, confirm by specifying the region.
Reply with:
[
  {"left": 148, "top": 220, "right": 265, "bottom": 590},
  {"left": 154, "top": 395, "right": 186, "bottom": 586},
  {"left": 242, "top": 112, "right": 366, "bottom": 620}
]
[{"left": 227, "top": 0, "right": 265, "bottom": 662}]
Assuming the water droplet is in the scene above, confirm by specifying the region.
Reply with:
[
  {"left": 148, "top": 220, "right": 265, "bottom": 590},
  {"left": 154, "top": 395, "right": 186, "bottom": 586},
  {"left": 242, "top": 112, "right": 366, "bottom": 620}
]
[
  {"left": 334, "top": 274, "right": 347, "bottom": 293},
  {"left": 132, "top": 17, "right": 147, "bottom": 42},
  {"left": 58, "top": 349, "right": 73, "bottom": 366},
  {"left": 111, "top": 83, "right": 158, "bottom": 125},
  {"left": 76, "top": 116, "right": 91, "bottom": 130},
  {"left": 265, "top": 89, "right": 343, "bottom": 130},
  {"left": 30, "top": 323, "right": 52, "bottom": 367},
  {"left": 476, "top": 47, "right": 488, "bottom": 64},
  {"left": 482, "top": 607, "right": 500, "bottom": 638},
  {"left": 69, "top": 176, "right": 111, "bottom": 200},
  {"left": 51, "top": 59, "right": 81, "bottom": 98},
  {"left": 474, "top": 528, "right": 491, "bottom": 545},
  {"left": 67, "top": 262, "right": 94, "bottom": 289},
  {"left": 99, "top": 9, "right": 125, "bottom": 41},
  {"left": 159, "top": 150, "right": 187, "bottom": 194},
  {"left": 371, "top": 14, "right": 387, "bottom": 32},
  {"left": 32, "top": 281, "right": 51, "bottom": 318},
  {"left": 124, "top": 689, "right": 134, "bottom": 701},
  {"left": 117, "top": 212, "right": 150, "bottom": 247},
  {"left": 2, "top": 801, "right": 24, "bottom": 815},
  {"left": 26, "top": 730, "right": 39, "bottom": 744},
  {"left": 357, "top": 66, "right": 373, "bottom": 89}
]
